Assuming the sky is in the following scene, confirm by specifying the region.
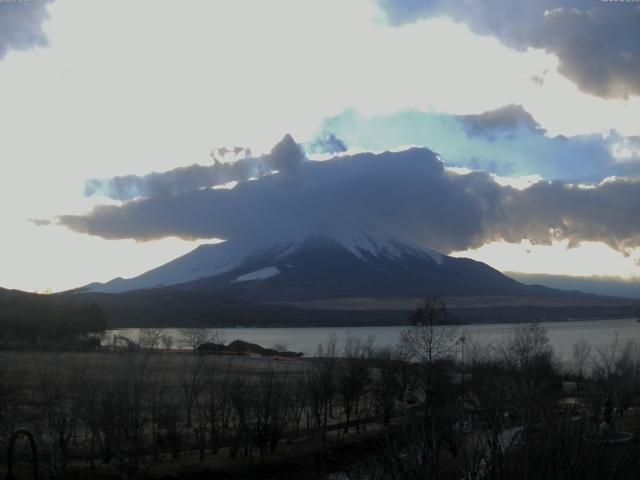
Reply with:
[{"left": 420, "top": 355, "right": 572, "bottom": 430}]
[{"left": 1, "top": 0, "right": 639, "bottom": 293}]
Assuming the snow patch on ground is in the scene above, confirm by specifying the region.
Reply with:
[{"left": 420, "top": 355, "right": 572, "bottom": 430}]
[{"left": 232, "top": 266, "right": 281, "bottom": 283}]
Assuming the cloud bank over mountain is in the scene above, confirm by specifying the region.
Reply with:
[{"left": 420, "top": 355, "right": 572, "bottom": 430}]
[
  {"left": 377, "top": 0, "right": 640, "bottom": 99},
  {"left": 54, "top": 136, "right": 640, "bottom": 257}
]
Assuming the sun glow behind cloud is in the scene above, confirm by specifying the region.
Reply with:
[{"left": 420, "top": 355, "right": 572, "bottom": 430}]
[{"left": 453, "top": 240, "right": 640, "bottom": 279}]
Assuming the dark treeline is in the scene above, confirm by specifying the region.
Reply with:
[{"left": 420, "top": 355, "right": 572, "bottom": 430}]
[{"left": 0, "top": 292, "right": 106, "bottom": 348}]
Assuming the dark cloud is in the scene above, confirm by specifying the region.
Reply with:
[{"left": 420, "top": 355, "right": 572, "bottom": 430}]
[
  {"left": 0, "top": 0, "right": 53, "bottom": 59},
  {"left": 56, "top": 142, "right": 640, "bottom": 256},
  {"left": 376, "top": 0, "right": 640, "bottom": 99},
  {"left": 306, "top": 131, "right": 348, "bottom": 154},
  {"left": 458, "top": 104, "right": 545, "bottom": 139},
  {"left": 28, "top": 218, "right": 51, "bottom": 226},
  {"left": 531, "top": 75, "right": 545, "bottom": 87},
  {"left": 266, "top": 134, "right": 305, "bottom": 173},
  {"left": 85, "top": 134, "right": 305, "bottom": 201},
  {"left": 493, "top": 178, "right": 640, "bottom": 255},
  {"left": 321, "top": 107, "right": 640, "bottom": 181},
  {"left": 58, "top": 148, "right": 488, "bottom": 252}
]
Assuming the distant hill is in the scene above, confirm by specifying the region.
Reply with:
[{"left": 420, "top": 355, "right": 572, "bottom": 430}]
[
  {"left": 507, "top": 272, "right": 640, "bottom": 300},
  {"left": 0, "top": 288, "right": 106, "bottom": 345}
]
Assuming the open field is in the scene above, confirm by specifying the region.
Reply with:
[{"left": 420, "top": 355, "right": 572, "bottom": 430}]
[
  {"left": 1, "top": 350, "right": 313, "bottom": 390},
  {"left": 267, "top": 294, "right": 638, "bottom": 311},
  {"left": 0, "top": 348, "right": 397, "bottom": 479}
]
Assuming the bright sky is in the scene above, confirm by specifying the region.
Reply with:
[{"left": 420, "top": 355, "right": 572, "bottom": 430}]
[{"left": 0, "top": 0, "right": 639, "bottom": 291}]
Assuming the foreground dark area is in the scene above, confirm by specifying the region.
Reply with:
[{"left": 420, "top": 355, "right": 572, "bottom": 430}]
[{"left": 2, "top": 300, "right": 640, "bottom": 479}]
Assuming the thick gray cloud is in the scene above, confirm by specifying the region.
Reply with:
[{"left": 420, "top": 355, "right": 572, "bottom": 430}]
[
  {"left": 492, "top": 178, "right": 640, "bottom": 255},
  {"left": 0, "top": 0, "right": 53, "bottom": 59},
  {"left": 57, "top": 142, "right": 640, "bottom": 256},
  {"left": 458, "top": 104, "right": 545, "bottom": 139},
  {"left": 85, "top": 134, "right": 305, "bottom": 201},
  {"left": 28, "top": 218, "right": 51, "bottom": 226},
  {"left": 377, "top": 0, "right": 640, "bottom": 99}
]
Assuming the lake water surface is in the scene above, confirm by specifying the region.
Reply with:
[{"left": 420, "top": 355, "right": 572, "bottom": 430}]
[{"left": 110, "top": 318, "right": 640, "bottom": 361}]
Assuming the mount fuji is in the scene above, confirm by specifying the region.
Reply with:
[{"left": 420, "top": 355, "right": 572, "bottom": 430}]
[
  {"left": 84, "top": 230, "right": 545, "bottom": 299},
  {"left": 71, "top": 230, "right": 637, "bottom": 327}
]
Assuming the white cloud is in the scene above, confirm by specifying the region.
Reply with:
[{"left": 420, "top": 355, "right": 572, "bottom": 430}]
[
  {"left": 609, "top": 136, "right": 640, "bottom": 163},
  {"left": 491, "top": 174, "right": 543, "bottom": 190}
]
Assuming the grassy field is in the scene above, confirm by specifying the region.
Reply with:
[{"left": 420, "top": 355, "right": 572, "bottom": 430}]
[
  {"left": 0, "top": 349, "right": 388, "bottom": 479},
  {"left": 1, "top": 350, "right": 313, "bottom": 390}
]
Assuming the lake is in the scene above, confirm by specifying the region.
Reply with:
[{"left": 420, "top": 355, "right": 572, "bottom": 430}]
[{"left": 109, "top": 318, "right": 640, "bottom": 361}]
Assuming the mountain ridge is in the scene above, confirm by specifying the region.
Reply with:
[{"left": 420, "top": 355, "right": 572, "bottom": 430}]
[
  {"left": 64, "top": 231, "right": 640, "bottom": 327},
  {"left": 82, "top": 232, "right": 527, "bottom": 297}
]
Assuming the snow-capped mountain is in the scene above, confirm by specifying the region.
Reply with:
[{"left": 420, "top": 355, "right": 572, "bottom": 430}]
[
  {"left": 84, "top": 231, "right": 550, "bottom": 300},
  {"left": 71, "top": 230, "right": 639, "bottom": 328}
]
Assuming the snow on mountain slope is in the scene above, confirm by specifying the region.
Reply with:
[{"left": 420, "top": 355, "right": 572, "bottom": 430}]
[
  {"left": 325, "top": 230, "right": 443, "bottom": 265},
  {"left": 84, "top": 229, "right": 458, "bottom": 294},
  {"left": 84, "top": 240, "right": 248, "bottom": 293},
  {"left": 232, "top": 266, "right": 281, "bottom": 283},
  {"left": 170, "top": 232, "right": 540, "bottom": 301}
]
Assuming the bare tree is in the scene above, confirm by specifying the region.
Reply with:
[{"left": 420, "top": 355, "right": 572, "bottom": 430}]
[
  {"left": 314, "top": 335, "right": 338, "bottom": 443},
  {"left": 178, "top": 356, "right": 205, "bottom": 428},
  {"left": 400, "top": 297, "right": 458, "bottom": 403},
  {"left": 34, "top": 356, "right": 75, "bottom": 477},
  {"left": 398, "top": 297, "right": 459, "bottom": 477},
  {"left": 160, "top": 334, "right": 174, "bottom": 352},
  {"left": 179, "top": 328, "right": 226, "bottom": 351},
  {"left": 138, "top": 328, "right": 162, "bottom": 351},
  {"left": 146, "top": 367, "right": 169, "bottom": 460},
  {"left": 494, "top": 322, "right": 555, "bottom": 389},
  {"left": 338, "top": 335, "right": 371, "bottom": 433},
  {"left": 229, "top": 377, "right": 250, "bottom": 458},
  {"left": 251, "top": 369, "right": 289, "bottom": 460},
  {"left": 179, "top": 328, "right": 211, "bottom": 351},
  {"left": 287, "top": 376, "right": 308, "bottom": 434},
  {"left": 571, "top": 339, "right": 592, "bottom": 379},
  {"left": 200, "top": 364, "right": 233, "bottom": 455},
  {"left": 371, "top": 347, "right": 400, "bottom": 426},
  {"left": 0, "top": 356, "right": 22, "bottom": 441},
  {"left": 401, "top": 297, "right": 458, "bottom": 365}
]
